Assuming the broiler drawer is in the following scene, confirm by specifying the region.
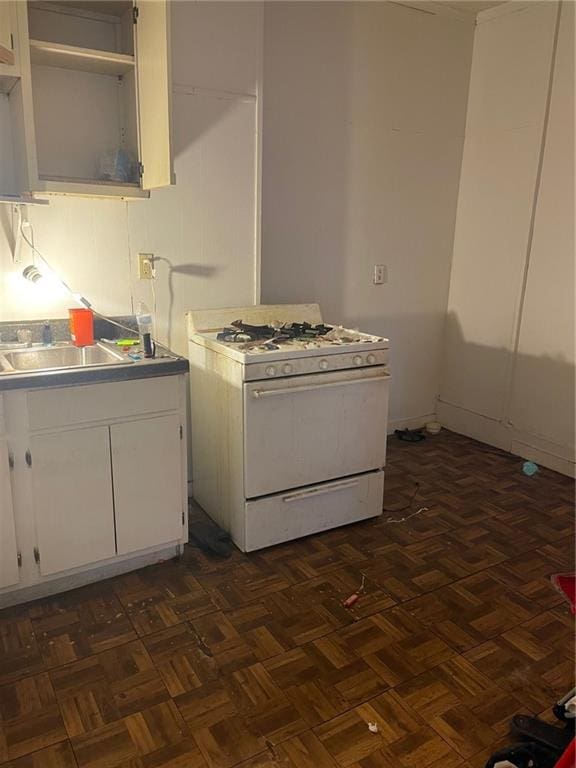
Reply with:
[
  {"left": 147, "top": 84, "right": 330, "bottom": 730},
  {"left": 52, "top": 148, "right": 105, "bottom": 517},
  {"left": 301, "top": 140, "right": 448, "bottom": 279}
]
[{"left": 243, "top": 469, "right": 384, "bottom": 551}]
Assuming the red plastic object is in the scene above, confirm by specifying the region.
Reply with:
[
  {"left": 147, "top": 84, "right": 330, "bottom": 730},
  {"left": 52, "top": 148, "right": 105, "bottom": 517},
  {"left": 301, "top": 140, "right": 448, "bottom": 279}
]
[
  {"left": 69, "top": 308, "right": 94, "bottom": 347},
  {"left": 555, "top": 738, "right": 575, "bottom": 768},
  {"left": 552, "top": 573, "right": 576, "bottom": 613}
]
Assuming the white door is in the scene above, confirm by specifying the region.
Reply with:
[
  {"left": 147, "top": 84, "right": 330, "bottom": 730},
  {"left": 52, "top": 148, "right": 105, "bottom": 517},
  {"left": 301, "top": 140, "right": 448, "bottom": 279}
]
[
  {"left": 110, "top": 415, "right": 183, "bottom": 555},
  {"left": 0, "top": 3, "right": 15, "bottom": 65},
  {"left": 30, "top": 427, "right": 116, "bottom": 575},
  {"left": 243, "top": 367, "right": 390, "bottom": 498},
  {"left": 0, "top": 439, "right": 19, "bottom": 588},
  {"left": 135, "top": 0, "right": 174, "bottom": 189}
]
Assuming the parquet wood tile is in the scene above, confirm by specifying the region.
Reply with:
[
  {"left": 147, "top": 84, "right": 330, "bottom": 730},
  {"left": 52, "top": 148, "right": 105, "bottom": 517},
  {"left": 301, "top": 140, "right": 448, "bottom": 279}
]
[
  {"left": 49, "top": 640, "right": 171, "bottom": 738},
  {"left": 0, "top": 742, "right": 78, "bottom": 768},
  {"left": 430, "top": 705, "right": 498, "bottom": 759},
  {"left": 0, "top": 618, "right": 45, "bottom": 688},
  {"left": 0, "top": 430, "right": 573, "bottom": 768},
  {"left": 70, "top": 701, "right": 188, "bottom": 768},
  {"left": 142, "top": 625, "right": 219, "bottom": 697},
  {"left": 0, "top": 673, "right": 67, "bottom": 764}
]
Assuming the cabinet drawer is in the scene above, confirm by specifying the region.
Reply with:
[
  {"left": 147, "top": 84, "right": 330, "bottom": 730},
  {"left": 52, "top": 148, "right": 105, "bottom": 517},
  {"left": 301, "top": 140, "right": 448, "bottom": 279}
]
[
  {"left": 27, "top": 376, "right": 181, "bottom": 430},
  {"left": 244, "top": 470, "right": 384, "bottom": 552}
]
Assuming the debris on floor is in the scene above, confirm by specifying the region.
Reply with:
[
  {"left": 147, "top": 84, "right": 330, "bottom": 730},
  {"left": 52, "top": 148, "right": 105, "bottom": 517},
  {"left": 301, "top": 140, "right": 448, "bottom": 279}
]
[
  {"left": 189, "top": 518, "right": 234, "bottom": 558},
  {"left": 342, "top": 574, "right": 366, "bottom": 608},
  {"left": 383, "top": 481, "right": 430, "bottom": 523},
  {"left": 395, "top": 428, "right": 426, "bottom": 442},
  {"left": 522, "top": 460, "right": 539, "bottom": 476}
]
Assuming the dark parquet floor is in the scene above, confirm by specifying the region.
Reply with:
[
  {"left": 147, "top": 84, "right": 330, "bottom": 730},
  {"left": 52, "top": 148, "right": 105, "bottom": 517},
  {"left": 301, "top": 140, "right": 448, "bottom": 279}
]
[{"left": 0, "top": 430, "right": 574, "bottom": 768}]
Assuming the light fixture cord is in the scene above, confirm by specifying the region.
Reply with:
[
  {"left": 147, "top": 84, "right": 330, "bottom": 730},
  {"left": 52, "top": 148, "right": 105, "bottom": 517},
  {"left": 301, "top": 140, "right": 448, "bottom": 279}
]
[{"left": 17, "top": 215, "right": 143, "bottom": 340}]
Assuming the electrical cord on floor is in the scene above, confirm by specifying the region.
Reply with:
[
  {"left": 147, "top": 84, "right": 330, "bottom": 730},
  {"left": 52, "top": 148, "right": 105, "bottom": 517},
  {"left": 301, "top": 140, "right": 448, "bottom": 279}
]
[{"left": 382, "top": 481, "right": 430, "bottom": 524}]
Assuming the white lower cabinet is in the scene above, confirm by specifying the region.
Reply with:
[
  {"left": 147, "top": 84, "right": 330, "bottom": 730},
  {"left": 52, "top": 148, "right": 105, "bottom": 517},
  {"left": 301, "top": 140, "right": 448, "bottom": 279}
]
[
  {"left": 0, "top": 375, "right": 188, "bottom": 605},
  {"left": 30, "top": 426, "right": 116, "bottom": 575},
  {"left": 111, "top": 415, "right": 183, "bottom": 555},
  {"left": 0, "top": 438, "right": 19, "bottom": 589}
]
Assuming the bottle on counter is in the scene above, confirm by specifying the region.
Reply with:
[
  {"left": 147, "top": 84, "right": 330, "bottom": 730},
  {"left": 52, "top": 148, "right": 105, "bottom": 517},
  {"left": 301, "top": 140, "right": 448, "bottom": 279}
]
[
  {"left": 136, "top": 302, "right": 155, "bottom": 358},
  {"left": 42, "top": 321, "right": 53, "bottom": 346}
]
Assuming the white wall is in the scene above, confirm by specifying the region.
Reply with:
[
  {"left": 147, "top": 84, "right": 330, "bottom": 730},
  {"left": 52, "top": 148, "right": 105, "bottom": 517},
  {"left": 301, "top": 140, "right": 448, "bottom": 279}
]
[
  {"left": 0, "top": 1, "right": 262, "bottom": 358},
  {"left": 438, "top": 1, "right": 574, "bottom": 475},
  {"left": 260, "top": 2, "right": 474, "bottom": 426}
]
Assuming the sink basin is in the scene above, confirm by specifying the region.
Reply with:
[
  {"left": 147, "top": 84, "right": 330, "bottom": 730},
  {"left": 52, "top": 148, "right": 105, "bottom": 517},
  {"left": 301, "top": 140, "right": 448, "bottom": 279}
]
[{"left": 0, "top": 343, "right": 131, "bottom": 373}]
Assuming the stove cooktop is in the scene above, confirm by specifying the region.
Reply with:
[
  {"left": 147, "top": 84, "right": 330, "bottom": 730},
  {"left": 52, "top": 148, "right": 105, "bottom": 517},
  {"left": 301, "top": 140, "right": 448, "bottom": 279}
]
[
  {"left": 216, "top": 320, "right": 333, "bottom": 349},
  {"left": 199, "top": 320, "right": 387, "bottom": 359}
]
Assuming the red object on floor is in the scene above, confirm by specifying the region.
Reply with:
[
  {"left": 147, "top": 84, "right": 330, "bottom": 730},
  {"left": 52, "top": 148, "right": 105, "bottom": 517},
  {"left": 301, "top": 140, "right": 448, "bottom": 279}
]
[
  {"left": 555, "top": 738, "right": 575, "bottom": 768},
  {"left": 552, "top": 573, "right": 576, "bottom": 613}
]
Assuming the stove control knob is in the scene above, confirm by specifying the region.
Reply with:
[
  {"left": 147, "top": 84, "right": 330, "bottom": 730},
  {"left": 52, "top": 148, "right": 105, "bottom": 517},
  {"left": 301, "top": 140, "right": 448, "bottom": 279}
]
[
  {"left": 319, "top": 359, "right": 329, "bottom": 370},
  {"left": 265, "top": 366, "right": 277, "bottom": 377},
  {"left": 367, "top": 354, "right": 376, "bottom": 364},
  {"left": 282, "top": 363, "right": 293, "bottom": 375},
  {"left": 353, "top": 355, "right": 363, "bottom": 366}
]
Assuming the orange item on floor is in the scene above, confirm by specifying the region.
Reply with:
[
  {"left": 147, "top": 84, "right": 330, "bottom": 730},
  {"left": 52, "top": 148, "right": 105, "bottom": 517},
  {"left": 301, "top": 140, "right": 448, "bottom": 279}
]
[{"left": 69, "top": 308, "right": 94, "bottom": 347}]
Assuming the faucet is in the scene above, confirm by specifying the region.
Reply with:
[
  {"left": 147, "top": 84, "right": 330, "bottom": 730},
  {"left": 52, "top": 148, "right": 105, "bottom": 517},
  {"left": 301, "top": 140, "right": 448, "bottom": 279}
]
[{"left": 42, "top": 321, "right": 53, "bottom": 346}]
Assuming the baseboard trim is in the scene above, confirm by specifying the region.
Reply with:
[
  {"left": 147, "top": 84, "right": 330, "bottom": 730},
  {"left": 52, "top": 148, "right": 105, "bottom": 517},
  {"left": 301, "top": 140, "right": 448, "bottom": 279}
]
[
  {"left": 0, "top": 544, "right": 183, "bottom": 610},
  {"left": 437, "top": 400, "right": 575, "bottom": 477}
]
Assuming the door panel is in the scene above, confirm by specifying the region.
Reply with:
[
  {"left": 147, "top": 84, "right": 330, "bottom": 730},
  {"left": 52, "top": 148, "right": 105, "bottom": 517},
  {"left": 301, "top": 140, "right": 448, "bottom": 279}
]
[
  {"left": 110, "top": 415, "right": 183, "bottom": 555},
  {"left": 243, "top": 368, "right": 389, "bottom": 498},
  {"left": 135, "top": 0, "right": 173, "bottom": 189},
  {"left": 31, "top": 427, "right": 116, "bottom": 575},
  {"left": 0, "top": 3, "right": 15, "bottom": 65},
  {"left": 0, "top": 439, "right": 19, "bottom": 588}
]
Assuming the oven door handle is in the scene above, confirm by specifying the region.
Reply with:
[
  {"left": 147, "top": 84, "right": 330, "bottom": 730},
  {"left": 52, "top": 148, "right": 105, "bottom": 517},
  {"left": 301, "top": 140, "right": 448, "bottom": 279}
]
[
  {"left": 252, "top": 372, "right": 390, "bottom": 399},
  {"left": 282, "top": 478, "right": 359, "bottom": 503}
]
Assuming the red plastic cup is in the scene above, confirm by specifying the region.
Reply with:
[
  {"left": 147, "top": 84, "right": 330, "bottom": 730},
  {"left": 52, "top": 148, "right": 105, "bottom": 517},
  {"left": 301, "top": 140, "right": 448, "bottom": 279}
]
[{"left": 69, "top": 308, "right": 94, "bottom": 347}]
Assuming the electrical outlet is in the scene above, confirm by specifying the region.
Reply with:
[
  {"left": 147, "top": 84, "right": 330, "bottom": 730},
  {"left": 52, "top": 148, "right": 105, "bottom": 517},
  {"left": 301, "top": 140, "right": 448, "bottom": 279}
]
[
  {"left": 373, "top": 264, "right": 387, "bottom": 285},
  {"left": 138, "top": 253, "right": 154, "bottom": 280}
]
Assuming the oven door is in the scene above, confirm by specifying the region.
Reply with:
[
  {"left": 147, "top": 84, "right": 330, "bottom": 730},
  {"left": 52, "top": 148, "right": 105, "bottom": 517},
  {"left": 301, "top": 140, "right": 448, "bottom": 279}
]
[{"left": 243, "top": 366, "right": 390, "bottom": 498}]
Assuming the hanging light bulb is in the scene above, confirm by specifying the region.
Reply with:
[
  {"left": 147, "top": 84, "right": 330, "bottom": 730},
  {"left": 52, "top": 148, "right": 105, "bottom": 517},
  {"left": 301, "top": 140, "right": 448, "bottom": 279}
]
[
  {"left": 21, "top": 263, "right": 91, "bottom": 307},
  {"left": 22, "top": 265, "right": 43, "bottom": 283}
]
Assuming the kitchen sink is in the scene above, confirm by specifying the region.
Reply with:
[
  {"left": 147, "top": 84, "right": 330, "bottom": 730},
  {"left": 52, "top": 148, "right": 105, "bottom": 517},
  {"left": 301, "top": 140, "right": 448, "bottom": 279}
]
[{"left": 0, "top": 343, "right": 131, "bottom": 373}]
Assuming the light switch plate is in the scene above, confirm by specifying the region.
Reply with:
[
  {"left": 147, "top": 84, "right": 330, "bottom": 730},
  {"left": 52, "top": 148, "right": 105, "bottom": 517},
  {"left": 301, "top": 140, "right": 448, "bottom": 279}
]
[
  {"left": 373, "top": 264, "right": 387, "bottom": 285},
  {"left": 138, "top": 253, "right": 154, "bottom": 280}
]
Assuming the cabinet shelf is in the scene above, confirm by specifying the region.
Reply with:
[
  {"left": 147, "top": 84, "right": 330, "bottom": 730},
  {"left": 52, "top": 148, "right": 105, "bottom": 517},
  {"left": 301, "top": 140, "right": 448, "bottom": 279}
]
[
  {"left": 0, "top": 193, "right": 49, "bottom": 205},
  {"left": 30, "top": 39, "right": 134, "bottom": 76},
  {"left": 37, "top": 175, "right": 148, "bottom": 199}
]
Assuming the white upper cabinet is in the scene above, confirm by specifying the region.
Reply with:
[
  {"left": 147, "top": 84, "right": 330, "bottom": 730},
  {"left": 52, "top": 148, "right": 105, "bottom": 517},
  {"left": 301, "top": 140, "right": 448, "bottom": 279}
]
[
  {"left": 0, "top": 2, "right": 15, "bottom": 66},
  {"left": 135, "top": 0, "right": 173, "bottom": 189},
  {"left": 1, "top": 0, "right": 173, "bottom": 199}
]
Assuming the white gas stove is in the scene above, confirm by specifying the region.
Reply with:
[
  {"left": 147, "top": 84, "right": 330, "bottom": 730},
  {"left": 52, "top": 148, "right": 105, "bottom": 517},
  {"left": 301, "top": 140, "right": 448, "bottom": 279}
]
[{"left": 187, "top": 304, "right": 390, "bottom": 551}]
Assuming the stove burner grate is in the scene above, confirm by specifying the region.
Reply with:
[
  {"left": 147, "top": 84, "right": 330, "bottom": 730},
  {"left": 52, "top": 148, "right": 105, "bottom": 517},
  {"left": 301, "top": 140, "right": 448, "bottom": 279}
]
[{"left": 216, "top": 320, "right": 333, "bottom": 344}]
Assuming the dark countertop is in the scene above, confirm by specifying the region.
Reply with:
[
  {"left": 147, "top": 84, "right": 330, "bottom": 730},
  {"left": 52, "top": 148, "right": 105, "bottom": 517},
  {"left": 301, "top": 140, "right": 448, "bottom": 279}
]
[
  {"left": 0, "top": 343, "right": 188, "bottom": 393},
  {"left": 0, "top": 316, "right": 188, "bottom": 392}
]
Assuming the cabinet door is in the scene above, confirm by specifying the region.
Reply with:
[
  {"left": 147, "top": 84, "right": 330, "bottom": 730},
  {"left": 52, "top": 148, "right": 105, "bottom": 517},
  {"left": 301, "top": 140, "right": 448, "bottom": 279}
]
[
  {"left": 135, "top": 0, "right": 174, "bottom": 189},
  {"left": 0, "top": 2, "right": 15, "bottom": 65},
  {"left": 0, "top": 439, "right": 19, "bottom": 588},
  {"left": 30, "top": 427, "right": 116, "bottom": 575},
  {"left": 110, "top": 415, "right": 183, "bottom": 555}
]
